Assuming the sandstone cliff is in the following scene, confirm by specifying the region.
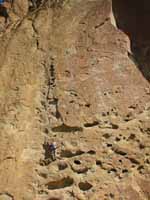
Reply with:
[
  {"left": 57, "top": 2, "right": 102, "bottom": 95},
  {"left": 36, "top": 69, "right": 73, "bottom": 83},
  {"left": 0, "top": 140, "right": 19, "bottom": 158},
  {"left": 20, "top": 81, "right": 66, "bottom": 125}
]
[{"left": 0, "top": 0, "right": 149, "bottom": 200}]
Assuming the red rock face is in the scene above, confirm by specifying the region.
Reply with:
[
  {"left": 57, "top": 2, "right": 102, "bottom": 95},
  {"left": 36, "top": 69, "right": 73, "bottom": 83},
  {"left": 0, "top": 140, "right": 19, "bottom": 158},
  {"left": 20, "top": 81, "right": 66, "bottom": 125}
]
[{"left": 50, "top": 0, "right": 150, "bottom": 128}]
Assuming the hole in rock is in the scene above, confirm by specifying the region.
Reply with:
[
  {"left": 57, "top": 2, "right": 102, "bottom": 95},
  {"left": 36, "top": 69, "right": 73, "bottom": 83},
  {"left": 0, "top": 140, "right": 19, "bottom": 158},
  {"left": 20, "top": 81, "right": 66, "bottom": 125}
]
[
  {"left": 113, "top": 147, "right": 127, "bottom": 156},
  {"left": 122, "top": 169, "right": 128, "bottom": 173},
  {"left": 38, "top": 190, "right": 48, "bottom": 195},
  {"left": 69, "top": 100, "right": 74, "bottom": 104},
  {"left": 137, "top": 165, "right": 144, "bottom": 171},
  {"left": 46, "top": 177, "right": 74, "bottom": 190},
  {"left": 61, "top": 149, "right": 85, "bottom": 158},
  {"left": 115, "top": 137, "right": 121, "bottom": 142},
  {"left": 85, "top": 103, "right": 91, "bottom": 108},
  {"left": 111, "top": 123, "right": 119, "bottom": 129},
  {"left": 44, "top": 128, "right": 49, "bottom": 134},
  {"left": 74, "top": 160, "right": 81, "bottom": 165},
  {"left": 103, "top": 133, "right": 111, "bottom": 139},
  {"left": 96, "top": 160, "right": 102, "bottom": 166},
  {"left": 128, "top": 157, "right": 140, "bottom": 164},
  {"left": 78, "top": 182, "right": 93, "bottom": 191},
  {"left": 128, "top": 133, "right": 136, "bottom": 140},
  {"left": 102, "top": 112, "right": 107, "bottom": 117},
  {"left": 132, "top": 165, "right": 136, "bottom": 168},
  {"left": 87, "top": 150, "right": 96, "bottom": 155},
  {"left": 107, "top": 143, "right": 113, "bottom": 147},
  {"left": 145, "top": 158, "right": 150, "bottom": 164},
  {"left": 110, "top": 193, "right": 115, "bottom": 198},
  {"left": 108, "top": 168, "right": 117, "bottom": 174},
  {"left": 84, "top": 121, "right": 99, "bottom": 128},
  {"left": 112, "top": 0, "right": 150, "bottom": 81},
  {"left": 52, "top": 124, "right": 83, "bottom": 132},
  {"left": 107, "top": 111, "right": 110, "bottom": 115},
  {"left": 139, "top": 143, "right": 145, "bottom": 149}
]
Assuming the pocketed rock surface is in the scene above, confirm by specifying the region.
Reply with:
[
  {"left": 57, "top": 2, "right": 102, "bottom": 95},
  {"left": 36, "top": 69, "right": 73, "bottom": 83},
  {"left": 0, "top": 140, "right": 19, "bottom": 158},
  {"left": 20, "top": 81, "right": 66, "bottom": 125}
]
[{"left": 0, "top": 0, "right": 149, "bottom": 200}]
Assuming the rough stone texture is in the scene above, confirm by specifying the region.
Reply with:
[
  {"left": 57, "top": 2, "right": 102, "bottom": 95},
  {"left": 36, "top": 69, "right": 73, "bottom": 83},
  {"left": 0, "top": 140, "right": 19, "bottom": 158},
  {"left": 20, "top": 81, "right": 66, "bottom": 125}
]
[
  {"left": 0, "top": 0, "right": 149, "bottom": 200},
  {"left": 12, "top": 0, "right": 29, "bottom": 17}
]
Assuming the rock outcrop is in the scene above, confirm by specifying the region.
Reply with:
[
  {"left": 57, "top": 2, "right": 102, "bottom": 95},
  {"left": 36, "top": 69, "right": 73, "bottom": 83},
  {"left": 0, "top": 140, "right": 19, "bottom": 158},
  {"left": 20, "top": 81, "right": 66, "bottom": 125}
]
[{"left": 0, "top": 0, "right": 149, "bottom": 200}]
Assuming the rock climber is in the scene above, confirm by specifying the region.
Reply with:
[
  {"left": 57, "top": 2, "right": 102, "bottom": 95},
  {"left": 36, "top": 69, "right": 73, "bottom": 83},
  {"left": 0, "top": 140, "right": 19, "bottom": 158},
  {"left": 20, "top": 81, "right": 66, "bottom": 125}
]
[
  {"left": 0, "top": 0, "right": 10, "bottom": 25},
  {"left": 49, "top": 142, "right": 57, "bottom": 161}
]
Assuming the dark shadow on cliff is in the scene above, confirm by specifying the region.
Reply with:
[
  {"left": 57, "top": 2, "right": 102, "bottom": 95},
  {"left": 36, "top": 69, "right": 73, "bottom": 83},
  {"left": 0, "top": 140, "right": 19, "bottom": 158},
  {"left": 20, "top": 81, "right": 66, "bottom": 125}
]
[{"left": 112, "top": 0, "right": 150, "bottom": 82}]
